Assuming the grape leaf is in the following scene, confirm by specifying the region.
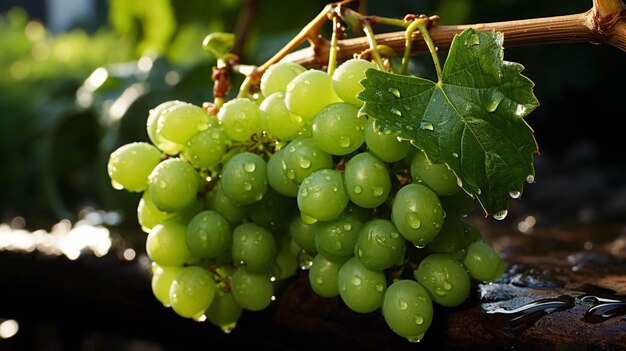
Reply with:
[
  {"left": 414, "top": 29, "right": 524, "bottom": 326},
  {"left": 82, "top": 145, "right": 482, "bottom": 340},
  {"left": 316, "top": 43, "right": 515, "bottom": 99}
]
[{"left": 358, "top": 28, "right": 539, "bottom": 217}]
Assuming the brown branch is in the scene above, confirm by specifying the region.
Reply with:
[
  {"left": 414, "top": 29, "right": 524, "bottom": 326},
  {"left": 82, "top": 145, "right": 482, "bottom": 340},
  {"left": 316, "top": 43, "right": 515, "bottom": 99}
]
[
  {"left": 282, "top": 2, "right": 626, "bottom": 68},
  {"left": 232, "top": 0, "right": 260, "bottom": 57}
]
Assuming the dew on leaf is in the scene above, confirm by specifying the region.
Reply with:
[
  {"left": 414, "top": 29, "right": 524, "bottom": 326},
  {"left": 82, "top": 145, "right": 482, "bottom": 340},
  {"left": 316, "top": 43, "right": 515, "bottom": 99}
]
[
  {"left": 493, "top": 209, "right": 508, "bottom": 221},
  {"left": 390, "top": 108, "right": 402, "bottom": 117},
  {"left": 420, "top": 122, "right": 434, "bottom": 131},
  {"left": 388, "top": 87, "right": 401, "bottom": 98}
]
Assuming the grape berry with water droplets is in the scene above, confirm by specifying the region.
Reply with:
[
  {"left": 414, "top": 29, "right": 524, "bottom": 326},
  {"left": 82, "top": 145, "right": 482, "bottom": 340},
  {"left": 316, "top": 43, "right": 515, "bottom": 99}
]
[{"left": 107, "top": 55, "right": 507, "bottom": 342}]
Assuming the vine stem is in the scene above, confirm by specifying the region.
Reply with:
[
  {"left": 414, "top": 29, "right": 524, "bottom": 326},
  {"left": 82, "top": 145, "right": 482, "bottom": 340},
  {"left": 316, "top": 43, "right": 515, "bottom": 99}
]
[
  {"left": 416, "top": 21, "right": 442, "bottom": 83},
  {"left": 283, "top": 1, "right": 626, "bottom": 68}
]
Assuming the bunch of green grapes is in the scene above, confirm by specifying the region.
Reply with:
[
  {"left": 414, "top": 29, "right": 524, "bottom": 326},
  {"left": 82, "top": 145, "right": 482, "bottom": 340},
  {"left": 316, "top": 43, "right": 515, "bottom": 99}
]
[{"left": 107, "top": 58, "right": 504, "bottom": 341}]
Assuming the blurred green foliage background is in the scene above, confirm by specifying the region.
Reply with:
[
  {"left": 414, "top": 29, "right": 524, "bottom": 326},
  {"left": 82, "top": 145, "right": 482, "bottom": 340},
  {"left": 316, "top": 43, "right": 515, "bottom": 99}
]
[{"left": 0, "top": 0, "right": 623, "bottom": 235}]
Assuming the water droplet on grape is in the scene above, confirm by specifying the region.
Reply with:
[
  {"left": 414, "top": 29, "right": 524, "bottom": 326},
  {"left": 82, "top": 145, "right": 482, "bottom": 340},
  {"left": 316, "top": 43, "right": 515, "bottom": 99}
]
[
  {"left": 298, "top": 156, "right": 311, "bottom": 169},
  {"left": 452, "top": 152, "right": 459, "bottom": 158},
  {"left": 220, "top": 322, "right": 236, "bottom": 334},
  {"left": 353, "top": 185, "right": 362, "bottom": 194},
  {"left": 351, "top": 275, "right": 362, "bottom": 286},
  {"left": 243, "top": 182, "right": 252, "bottom": 191},
  {"left": 301, "top": 188, "right": 309, "bottom": 197},
  {"left": 406, "top": 212, "right": 422, "bottom": 229},
  {"left": 159, "top": 180, "right": 167, "bottom": 189},
  {"left": 316, "top": 276, "right": 324, "bottom": 284},
  {"left": 390, "top": 231, "right": 399, "bottom": 239},
  {"left": 372, "top": 186, "right": 384, "bottom": 197},
  {"left": 335, "top": 241, "right": 343, "bottom": 250},
  {"left": 390, "top": 108, "right": 402, "bottom": 116},
  {"left": 493, "top": 209, "right": 508, "bottom": 220},
  {"left": 420, "top": 121, "right": 434, "bottom": 131},
  {"left": 388, "top": 88, "right": 401, "bottom": 98},
  {"left": 443, "top": 282, "right": 452, "bottom": 290},
  {"left": 526, "top": 174, "right": 535, "bottom": 183},
  {"left": 375, "top": 284, "right": 384, "bottom": 292},
  {"left": 414, "top": 315, "right": 424, "bottom": 325},
  {"left": 407, "top": 334, "right": 424, "bottom": 343},
  {"left": 509, "top": 190, "right": 521, "bottom": 199},
  {"left": 339, "top": 136, "right": 351, "bottom": 148},
  {"left": 298, "top": 250, "right": 314, "bottom": 270},
  {"left": 196, "top": 122, "right": 208, "bottom": 131},
  {"left": 243, "top": 161, "right": 256, "bottom": 172},
  {"left": 399, "top": 299, "right": 408, "bottom": 310},
  {"left": 111, "top": 180, "right": 124, "bottom": 190},
  {"left": 357, "top": 248, "right": 363, "bottom": 257},
  {"left": 435, "top": 288, "right": 446, "bottom": 296},
  {"left": 343, "top": 224, "right": 352, "bottom": 231},
  {"left": 195, "top": 314, "right": 207, "bottom": 322},
  {"left": 303, "top": 80, "right": 311, "bottom": 86}
]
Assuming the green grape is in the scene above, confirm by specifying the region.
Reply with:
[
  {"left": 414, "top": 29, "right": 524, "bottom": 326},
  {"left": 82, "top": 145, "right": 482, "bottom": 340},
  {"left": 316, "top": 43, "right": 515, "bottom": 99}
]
[
  {"left": 410, "top": 150, "right": 460, "bottom": 196},
  {"left": 108, "top": 142, "right": 162, "bottom": 192},
  {"left": 344, "top": 152, "right": 391, "bottom": 208},
  {"left": 462, "top": 241, "right": 504, "bottom": 282},
  {"left": 230, "top": 268, "right": 274, "bottom": 311},
  {"left": 425, "top": 216, "right": 472, "bottom": 259},
  {"left": 217, "top": 98, "right": 262, "bottom": 142},
  {"left": 151, "top": 263, "right": 184, "bottom": 307},
  {"left": 259, "top": 92, "right": 306, "bottom": 141},
  {"left": 266, "top": 148, "right": 299, "bottom": 198},
  {"left": 332, "top": 58, "right": 376, "bottom": 106},
  {"left": 182, "top": 126, "right": 227, "bottom": 170},
  {"left": 137, "top": 189, "right": 179, "bottom": 233},
  {"left": 364, "top": 117, "right": 410, "bottom": 163},
  {"left": 156, "top": 102, "right": 210, "bottom": 154},
  {"left": 281, "top": 137, "right": 333, "bottom": 184},
  {"left": 285, "top": 69, "right": 341, "bottom": 120},
  {"left": 382, "top": 279, "right": 433, "bottom": 342},
  {"left": 308, "top": 253, "right": 342, "bottom": 297},
  {"left": 354, "top": 219, "right": 406, "bottom": 271},
  {"left": 169, "top": 266, "right": 216, "bottom": 320},
  {"left": 391, "top": 183, "right": 444, "bottom": 247},
  {"left": 221, "top": 152, "right": 268, "bottom": 205},
  {"left": 186, "top": 210, "right": 232, "bottom": 259},
  {"left": 147, "top": 100, "right": 183, "bottom": 147},
  {"left": 148, "top": 158, "right": 199, "bottom": 212},
  {"left": 298, "top": 169, "right": 349, "bottom": 223},
  {"left": 232, "top": 222, "right": 278, "bottom": 273},
  {"left": 206, "top": 182, "right": 246, "bottom": 224},
  {"left": 244, "top": 187, "right": 295, "bottom": 232},
  {"left": 337, "top": 257, "right": 387, "bottom": 313},
  {"left": 289, "top": 215, "right": 317, "bottom": 254},
  {"left": 146, "top": 221, "right": 192, "bottom": 266},
  {"left": 439, "top": 190, "right": 476, "bottom": 217},
  {"left": 272, "top": 234, "right": 300, "bottom": 281},
  {"left": 205, "top": 289, "right": 243, "bottom": 332},
  {"left": 311, "top": 102, "right": 365, "bottom": 155},
  {"left": 414, "top": 253, "right": 470, "bottom": 307},
  {"left": 260, "top": 61, "right": 307, "bottom": 97},
  {"left": 314, "top": 211, "right": 363, "bottom": 263}
]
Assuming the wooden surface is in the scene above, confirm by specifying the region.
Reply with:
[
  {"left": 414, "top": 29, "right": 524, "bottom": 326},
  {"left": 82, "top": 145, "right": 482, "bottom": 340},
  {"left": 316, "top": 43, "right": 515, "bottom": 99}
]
[{"left": 0, "top": 219, "right": 625, "bottom": 350}]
